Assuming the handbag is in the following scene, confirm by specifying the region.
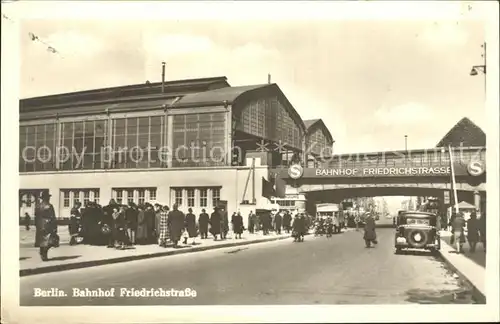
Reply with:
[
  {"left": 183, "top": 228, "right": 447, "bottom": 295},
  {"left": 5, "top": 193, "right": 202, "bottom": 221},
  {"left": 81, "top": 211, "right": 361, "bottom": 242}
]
[{"left": 49, "top": 233, "right": 60, "bottom": 248}]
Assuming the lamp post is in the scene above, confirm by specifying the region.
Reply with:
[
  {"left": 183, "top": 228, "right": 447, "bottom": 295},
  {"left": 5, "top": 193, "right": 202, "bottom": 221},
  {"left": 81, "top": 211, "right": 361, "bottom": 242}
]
[
  {"left": 404, "top": 135, "right": 408, "bottom": 151},
  {"left": 470, "top": 42, "right": 486, "bottom": 94}
]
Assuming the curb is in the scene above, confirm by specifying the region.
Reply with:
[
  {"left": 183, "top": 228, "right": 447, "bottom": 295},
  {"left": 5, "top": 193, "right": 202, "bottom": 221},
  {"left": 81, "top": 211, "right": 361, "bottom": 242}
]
[
  {"left": 437, "top": 238, "right": 486, "bottom": 304},
  {"left": 20, "top": 235, "right": 292, "bottom": 277}
]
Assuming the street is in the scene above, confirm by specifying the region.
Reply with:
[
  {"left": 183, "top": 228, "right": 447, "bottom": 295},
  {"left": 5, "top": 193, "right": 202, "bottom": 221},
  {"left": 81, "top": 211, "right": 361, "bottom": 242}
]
[{"left": 20, "top": 228, "right": 476, "bottom": 306}]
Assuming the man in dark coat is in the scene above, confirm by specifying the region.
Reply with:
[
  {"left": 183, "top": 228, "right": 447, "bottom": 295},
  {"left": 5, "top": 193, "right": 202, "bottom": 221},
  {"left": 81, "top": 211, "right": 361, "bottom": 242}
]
[
  {"left": 274, "top": 212, "right": 283, "bottom": 235},
  {"left": 248, "top": 211, "right": 256, "bottom": 234},
  {"left": 283, "top": 211, "right": 292, "bottom": 233},
  {"left": 262, "top": 211, "right": 271, "bottom": 235},
  {"left": 36, "top": 191, "right": 58, "bottom": 261},
  {"left": 136, "top": 205, "right": 148, "bottom": 245},
  {"left": 221, "top": 208, "right": 229, "bottom": 239},
  {"left": 185, "top": 207, "right": 197, "bottom": 245},
  {"left": 478, "top": 210, "right": 486, "bottom": 252},
  {"left": 210, "top": 207, "right": 222, "bottom": 240},
  {"left": 69, "top": 201, "right": 82, "bottom": 245},
  {"left": 103, "top": 199, "right": 119, "bottom": 248},
  {"left": 145, "top": 204, "right": 156, "bottom": 244},
  {"left": 167, "top": 203, "right": 185, "bottom": 247},
  {"left": 198, "top": 209, "right": 209, "bottom": 239},
  {"left": 232, "top": 212, "right": 244, "bottom": 239},
  {"left": 363, "top": 213, "right": 377, "bottom": 248}
]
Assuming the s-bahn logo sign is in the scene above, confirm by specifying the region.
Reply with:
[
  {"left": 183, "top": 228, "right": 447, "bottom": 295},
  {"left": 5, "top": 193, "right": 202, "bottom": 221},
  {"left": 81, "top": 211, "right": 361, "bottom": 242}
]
[
  {"left": 467, "top": 161, "right": 485, "bottom": 177},
  {"left": 288, "top": 164, "right": 304, "bottom": 179}
]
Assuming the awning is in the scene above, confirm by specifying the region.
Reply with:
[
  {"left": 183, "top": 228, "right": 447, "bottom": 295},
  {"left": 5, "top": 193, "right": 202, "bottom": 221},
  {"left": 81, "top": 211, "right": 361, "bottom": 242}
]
[{"left": 455, "top": 201, "right": 476, "bottom": 209}]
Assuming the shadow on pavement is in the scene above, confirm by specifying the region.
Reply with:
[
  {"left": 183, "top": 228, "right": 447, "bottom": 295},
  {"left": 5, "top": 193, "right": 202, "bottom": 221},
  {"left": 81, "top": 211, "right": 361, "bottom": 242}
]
[
  {"left": 19, "top": 257, "right": 31, "bottom": 261},
  {"left": 48, "top": 255, "right": 81, "bottom": 262},
  {"left": 405, "top": 288, "right": 480, "bottom": 304}
]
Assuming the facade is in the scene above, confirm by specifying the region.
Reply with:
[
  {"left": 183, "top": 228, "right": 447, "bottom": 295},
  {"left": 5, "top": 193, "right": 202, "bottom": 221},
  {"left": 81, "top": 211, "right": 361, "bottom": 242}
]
[{"left": 19, "top": 76, "right": 334, "bottom": 224}]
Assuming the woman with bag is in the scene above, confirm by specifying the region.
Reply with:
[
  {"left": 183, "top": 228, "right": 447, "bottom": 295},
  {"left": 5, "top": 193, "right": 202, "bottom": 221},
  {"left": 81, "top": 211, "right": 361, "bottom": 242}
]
[
  {"left": 451, "top": 212, "right": 466, "bottom": 253},
  {"left": 36, "top": 191, "right": 58, "bottom": 261}
]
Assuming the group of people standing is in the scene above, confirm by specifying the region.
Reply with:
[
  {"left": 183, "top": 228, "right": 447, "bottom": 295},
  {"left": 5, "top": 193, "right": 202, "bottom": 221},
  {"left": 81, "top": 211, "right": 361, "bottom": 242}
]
[
  {"left": 247, "top": 210, "right": 295, "bottom": 235},
  {"left": 448, "top": 210, "right": 486, "bottom": 254}
]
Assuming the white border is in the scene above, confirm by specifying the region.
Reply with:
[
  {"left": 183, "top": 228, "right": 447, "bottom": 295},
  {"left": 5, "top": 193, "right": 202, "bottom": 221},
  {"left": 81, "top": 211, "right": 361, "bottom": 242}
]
[{"left": 2, "top": 1, "right": 499, "bottom": 323}]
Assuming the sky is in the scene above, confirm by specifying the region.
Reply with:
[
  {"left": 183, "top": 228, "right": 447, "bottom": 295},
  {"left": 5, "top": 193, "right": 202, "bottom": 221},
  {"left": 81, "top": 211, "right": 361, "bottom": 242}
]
[{"left": 7, "top": 2, "right": 492, "bottom": 215}]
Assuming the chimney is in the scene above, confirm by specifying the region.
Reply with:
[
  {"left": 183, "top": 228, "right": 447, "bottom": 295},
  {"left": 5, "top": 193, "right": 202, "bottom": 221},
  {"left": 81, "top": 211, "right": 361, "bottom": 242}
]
[
  {"left": 161, "top": 62, "right": 166, "bottom": 93},
  {"left": 267, "top": 73, "right": 271, "bottom": 84}
]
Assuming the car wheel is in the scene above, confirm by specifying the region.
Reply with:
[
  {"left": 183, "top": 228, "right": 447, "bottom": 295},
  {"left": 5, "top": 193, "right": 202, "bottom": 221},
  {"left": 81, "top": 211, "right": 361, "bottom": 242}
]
[
  {"left": 406, "top": 229, "right": 429, "bottom": 249},
  {"left": 395, "top": 248, "right": 402, "bottom": 254}
]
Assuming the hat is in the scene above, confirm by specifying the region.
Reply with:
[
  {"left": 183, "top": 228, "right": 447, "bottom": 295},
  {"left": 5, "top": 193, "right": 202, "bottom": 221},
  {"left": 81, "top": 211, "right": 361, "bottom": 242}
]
[{"left": 39, "top": 191, "right": 51, "bottom": 199}]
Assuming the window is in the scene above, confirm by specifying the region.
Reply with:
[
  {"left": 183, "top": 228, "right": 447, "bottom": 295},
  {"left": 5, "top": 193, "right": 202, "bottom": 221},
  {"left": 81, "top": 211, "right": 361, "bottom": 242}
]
[
  {"left": 212, "top": 188, "right": 220, "bottom": 207},
  {"left": 199, "top": 189, "right": 208, "bottom": 207},
  {"left": 149, "top": 189, "right": 157, "bottom": 201},
  {"left": 19, "top": 123, "right": 58, "bottom": 172},
  {"left": 112, "top": 116, "right": 166, "bottom": 169},
  {"left": 187, "top": 189, "right": 195, "bottom": 207},
  {"left": 61, "top": 189, "right": 99, "bottom": 209},
  {"left": 73, "top": 190, "right": 80, "bottom": 205},
  {"left": 127, "top": 189, "right": 134, "bottom": 204},
  {"left": 172, "top": 187, "right": 220, "bottom": 209},
  {"left": 94, "top": 190, "right": 100, "bottom": 205},
  {"left": 83, "top": 191, "right": 90, "bottom": 205},
  {"left": 59, "top": 120, "right": 108, "bottom": 170},
  {"left": 116, "top": 190, "right": 123, "bottom": 204},
  {"left": 112, "top": 188, "right": 158, "bottom": 206},
  {"left": 175, "top": 189, "right": 183, "bottom": 206},
  {"left": 138, "top": 189, "right": 145, "bottom": 205},
  {"left": 172, "top": 113, "right": 226, "bottom": 167}
]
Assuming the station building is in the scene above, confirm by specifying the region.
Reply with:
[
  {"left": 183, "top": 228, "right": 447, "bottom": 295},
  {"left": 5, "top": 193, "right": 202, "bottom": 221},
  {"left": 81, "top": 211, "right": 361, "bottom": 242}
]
[{"left": 19, "top": 76, "right": 334, "bottom": 223}]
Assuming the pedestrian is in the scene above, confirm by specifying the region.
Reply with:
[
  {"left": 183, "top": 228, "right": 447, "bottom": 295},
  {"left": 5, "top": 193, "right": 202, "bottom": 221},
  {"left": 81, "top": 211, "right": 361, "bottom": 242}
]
[
  {"left": 283, "top": 211, "right": 291, "bottom": 234},
  {"left": 35, "top": 192, "right": 58, "bottom": 261},
  {"left": 167, "top": 203, "right": 185, "bottom": 247},
  {"left": 231, "top": 212, "right": 238, "bottom": 236},
  {"left": 363, "top": 213, "right": 377, "bottom": 248},
  {"left": 221, "top": 208, "right": 229, "bottom": 239},
  {"left": 451, "top": 212, "right": 466, "bottom": 253},
  {"left": 477, "top": 210, "right": 486, "bottom": 252},
  {"left": 274, "top": 212, "right": 282, "bottom": 235},
  {"left": 232, "top": 211, "right": 244, "bottom": 239},
  {"left": 125, "top": 202, "right": 138, "bottom": 245},
  {"left": 185, "top": 208, "right": 198, "bottom": 245},
  {"left": 198, "top": 208, "right": 209, "bottom": 239},
  {"left": 355, "top": 213, "right": 361, "bottom": 231},
  {"left": 210, "top": 207, "right": 222, "bottom": 240},
  {"left": 69, "top": 201, "right": 81, "bottom": 245},
  {"left": 136, "top": 205, "right": 148, "bottom": 245},
  {"left": 248, "top": 211, "right": 256, "bottom": 234},
  {"left": 158, "top": 205, "right": 170, "bottom": 247},
  {"left": 113, "top": 205, "right": 129, "bottom": 249},
  {"left": 104, "top": 199, "right": 119, "bottom": 248},
  {"left": 154, "top": 203, "right": 162, "bottom": 241},
  {"left": 466, "top": 211, "right": 480, "bottom": 253},
  {"left": 145, "top": 203, "right": 156, "bottom": 244},
  {"left": 24, "top": 212, "right": 31, "bottom": 231}
]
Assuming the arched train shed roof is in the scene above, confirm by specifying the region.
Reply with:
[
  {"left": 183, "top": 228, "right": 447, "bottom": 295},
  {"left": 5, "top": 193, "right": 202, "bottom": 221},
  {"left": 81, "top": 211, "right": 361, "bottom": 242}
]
[{"left": 303, "top": 118, "right": 334, "bottom": 144}]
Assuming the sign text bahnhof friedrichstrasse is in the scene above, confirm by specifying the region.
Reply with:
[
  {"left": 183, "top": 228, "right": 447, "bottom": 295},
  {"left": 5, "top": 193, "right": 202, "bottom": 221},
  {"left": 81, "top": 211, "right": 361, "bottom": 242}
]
[{"left": 314, "top": 166, "right": 451, "bottom": 177}]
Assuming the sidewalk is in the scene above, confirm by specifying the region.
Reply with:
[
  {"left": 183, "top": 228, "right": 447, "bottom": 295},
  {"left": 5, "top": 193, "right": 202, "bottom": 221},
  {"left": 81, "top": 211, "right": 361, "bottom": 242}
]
[
  {"left": 438, "top": 230, "right": 486, "bottom": 303},
  {"left": 19, "top": 226, "right": 293, "bottom": 276}
]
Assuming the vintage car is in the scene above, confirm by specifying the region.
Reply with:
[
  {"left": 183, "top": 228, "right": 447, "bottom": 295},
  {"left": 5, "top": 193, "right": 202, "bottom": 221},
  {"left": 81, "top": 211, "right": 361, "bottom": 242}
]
[{"left": 394, "top": 211, "right": 441, "bottom": 254}]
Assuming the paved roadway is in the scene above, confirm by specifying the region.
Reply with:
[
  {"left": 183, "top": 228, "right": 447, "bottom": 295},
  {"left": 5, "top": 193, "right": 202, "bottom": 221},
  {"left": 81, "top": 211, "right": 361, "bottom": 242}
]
[{"left": 20, "top": 228, "right": 476, "bottom": 305}]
